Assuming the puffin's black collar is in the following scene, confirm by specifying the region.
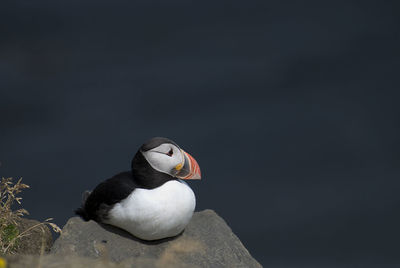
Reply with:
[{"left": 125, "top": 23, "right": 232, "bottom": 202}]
[{"left": 131, "top": 150, "right": 177, "bottom": 189}]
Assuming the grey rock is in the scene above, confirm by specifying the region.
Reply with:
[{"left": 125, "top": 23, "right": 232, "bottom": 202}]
[
  {"left": 51, "top": 209, "right": 262, "bottom": 268},
  {"left": 14, "top": 217, "right": 53, "bottom": 254},
  {"left": 5, "top": 253, "right": 176, "bottom": 268},
  {"left": 4, "top": 254, "right": 129, "bottom": 268}
]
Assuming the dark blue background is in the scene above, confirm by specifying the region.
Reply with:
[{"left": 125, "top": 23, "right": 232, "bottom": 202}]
[{"left": 1, "top": 1, "right": 400, "bottom": 266}]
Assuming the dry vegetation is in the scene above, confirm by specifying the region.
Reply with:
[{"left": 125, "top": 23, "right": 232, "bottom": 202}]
[{"left": 0, "top": 177, "right": 61, "bottom": 255}]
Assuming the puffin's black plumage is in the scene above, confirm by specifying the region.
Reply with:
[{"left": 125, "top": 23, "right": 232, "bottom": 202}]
[
  {"left": 75, "top": 171, "right": 137, "bottom": 221},
  {"left": 75, "top": 137, "right": 179, "bottom": 222}
]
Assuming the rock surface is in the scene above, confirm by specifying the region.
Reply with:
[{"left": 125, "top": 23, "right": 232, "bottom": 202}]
[
  {"left": 51, "top": 209, "right": 262, "bottom": 268},
  {"left": 4, "top": 254, "right": 128, "bottom": 268},
  {"left": 14, "top": 218, "right": 53, "bottom": 254}
]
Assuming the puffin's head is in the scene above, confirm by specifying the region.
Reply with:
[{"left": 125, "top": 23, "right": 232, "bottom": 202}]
[{"left": 131, "top": 137, "right": 201, "bottom": 187}]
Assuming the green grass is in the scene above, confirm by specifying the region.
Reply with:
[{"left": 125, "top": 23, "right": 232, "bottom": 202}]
[{"left": 0, "top": 223, "right": 19, "bottom": 252}]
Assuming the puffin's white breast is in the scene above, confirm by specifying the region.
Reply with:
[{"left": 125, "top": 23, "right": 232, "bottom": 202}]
[{"left": 104, "top": 180, "right": 196, "bottom": 240}]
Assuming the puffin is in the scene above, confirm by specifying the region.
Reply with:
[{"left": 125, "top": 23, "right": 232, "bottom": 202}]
[{"left": 75, "top": 137, "right": 201, "bottom": 241}]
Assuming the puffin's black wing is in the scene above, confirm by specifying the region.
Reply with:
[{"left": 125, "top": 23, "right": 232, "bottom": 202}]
[{"left": 75, "top": 171, "right": 137, "bottom": 222}]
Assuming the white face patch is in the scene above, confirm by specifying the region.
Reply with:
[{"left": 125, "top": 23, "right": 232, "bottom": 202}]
[{"left": 141, "top": 143, "right": 183, "bottom": 176}]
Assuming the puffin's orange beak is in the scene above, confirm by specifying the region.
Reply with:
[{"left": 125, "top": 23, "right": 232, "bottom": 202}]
[{"left": 175, "top": 150, "right": 201, "bottom": 180}]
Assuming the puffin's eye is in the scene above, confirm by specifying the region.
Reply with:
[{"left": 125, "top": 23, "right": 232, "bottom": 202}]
[{"left": 166, "top": 149, "right": 173, "bottom": 157}]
